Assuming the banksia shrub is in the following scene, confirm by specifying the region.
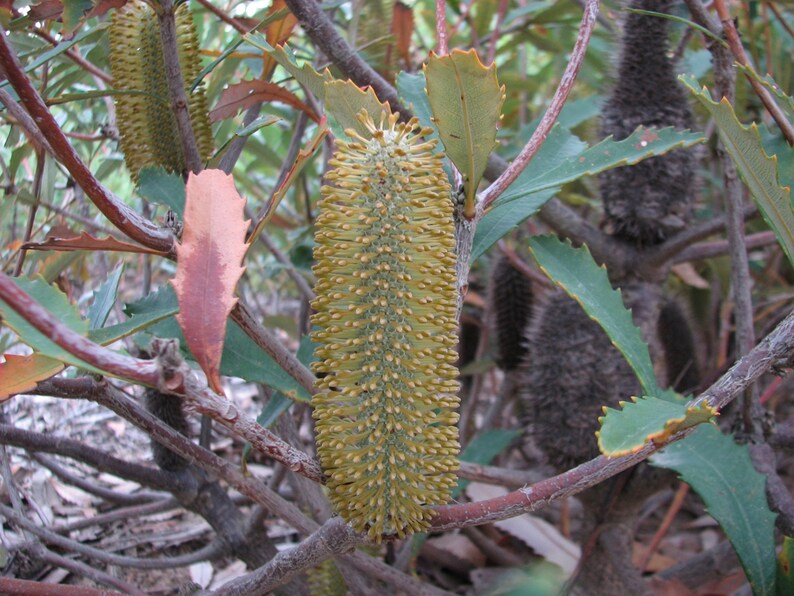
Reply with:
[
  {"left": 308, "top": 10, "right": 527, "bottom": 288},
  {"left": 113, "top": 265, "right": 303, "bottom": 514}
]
[
  {"left": 109, "top": 0, "right": 213, "bottom": 181},
  {"left": 311, "top": 110, "right": 460, "bottom": 541}
]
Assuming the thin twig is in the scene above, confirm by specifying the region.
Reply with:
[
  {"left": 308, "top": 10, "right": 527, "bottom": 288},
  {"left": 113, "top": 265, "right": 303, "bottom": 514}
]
[
  {"left": 436, "top": 0, "right": 449, "bottom": 55},
  {"left": 0, "top": 89, "right": 55, "bottom": 154},
  {"left": 283, "top": 0, "right": 407, "bottom": 114},
  {"left": 485, "top": 0, "right": 509, "bottom": 65},
  {"left": 29, "top": 543, "right": 143, "bottom": 594},
  {"left": 713, "top": 0, "right": 794, "bottom": 144},
  {"left": 195, "top": 0, "right": 250, "bottom": 34},
  {"left": 644, "top": 203, "right": 758, "bottom": 268},
  {"left": 673, "top": 230, "right": 776, "bottom": 263},
  {"left": 32, "top": 453, "right": 166, "bottom": 505},
  {"left": 1, "top": 502, "right": 225, "bottom": 569},
  {"left": 479, "top": 0, "right": 600, "bottom": 211},
  {"left": 33, "top": 27, "right": 111, "bottom": 84},
  {"left": 156, "top": 0, "right": 203, "bottom": 174}
]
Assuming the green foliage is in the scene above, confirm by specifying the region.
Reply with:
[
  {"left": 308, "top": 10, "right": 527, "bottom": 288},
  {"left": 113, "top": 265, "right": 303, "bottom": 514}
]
[
  {"left": 682, "top": 75, "right": 794, "bottom": 268},
  {"left": 324, "top": 80, "right": 391, "bottom": 138},
  {"left": 87, "top": 264, "right": 123, "bottom": 330},
  {"left": 137, "top": 167, "right": 186, "bottom": 217},
  {"left": 777, "top": 536, "right": 794, "bottom": 596},
  {"left": 651, "top": 425, "right": 777, "bottom": 596}
]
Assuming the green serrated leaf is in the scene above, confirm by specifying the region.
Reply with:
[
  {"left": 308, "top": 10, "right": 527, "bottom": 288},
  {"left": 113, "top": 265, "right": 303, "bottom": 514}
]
[
  {"left": 528, "top": 235, "right": 659, "bottom": 396},
  {"left": 682, "top": 75, "right": 794, "bottom": 269},
  {"left": 245, "top": 37, "right": 331, "bottom": 100},
  {"left": 137, "top": 167, "right": 186, "bottom": 218},
  {"left": 597, "top": 396, "right": 716, "bottom": 456},
  {"left": 651, "top": 425, "right": 777, "bottom": 596},
  {"left": 498, "top": 126, "right": 705, "bottom": 209},
  {"left": 777, "top": 536, "right": 794, "bottom": 596},
  {"left": 0, "top": 277, "right": 104, "bottom": 374},
  {"left": 324, "top": 80, "right": 391, "bottom": 139},
  {"left": 88, "top": 265, "right": 124, "bottom": 330},
  {"left": 126, "top": 286, "right": 310, "bottom": 401},
  {"left": 424, "top": 49, "right": 505, "bottom": 215}
]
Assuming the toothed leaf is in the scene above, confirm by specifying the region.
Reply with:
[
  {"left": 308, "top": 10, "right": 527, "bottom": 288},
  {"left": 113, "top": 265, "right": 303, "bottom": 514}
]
[
  {"left": 528, "top": 235, "right": 660, "bottom": 396},
  {"left": 682, "top": 75, "right": 794, "bottom": 269},
  {"left": 425, "top": 49, "right": 505, "bottom": 215},
  {"left": 324, "top": 80, "right": 391, "bottom": 139},
  {"left": 597, "top": 396, "right": 716, "bottom": 456}
]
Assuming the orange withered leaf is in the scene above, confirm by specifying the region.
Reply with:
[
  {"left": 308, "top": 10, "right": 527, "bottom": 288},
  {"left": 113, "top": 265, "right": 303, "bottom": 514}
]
[
  {"left": 0, "top": 354, "right": 64, "bottom": 401},
  {"left": 172, "top": 170, "right": 249, "bottom": 395}
]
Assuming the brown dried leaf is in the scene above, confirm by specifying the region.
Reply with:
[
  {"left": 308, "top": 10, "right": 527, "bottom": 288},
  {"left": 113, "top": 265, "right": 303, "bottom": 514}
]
[
  {"left": 262, "top": 0, "right": 297, "bottom": 81},
  {"left": 87, "top": 0, "right": 127, "bottom": 19},
  {"left": 392, "top": 1, "right": 414, "bottom": 68},
  {"left": 22, "top": 232, "right": 167, "bottom": 255},
  {"left": 28, "top": 0, "right": 63, "bottom": 21},
  {"left": 210, "top": 80, "right": 319, "bottom": 123},
  {"left": 0, "top": 354, "right": 64, "bottom": 401},
  {"left": 173, "top": 170, "right": 249, "bottom": 394}
]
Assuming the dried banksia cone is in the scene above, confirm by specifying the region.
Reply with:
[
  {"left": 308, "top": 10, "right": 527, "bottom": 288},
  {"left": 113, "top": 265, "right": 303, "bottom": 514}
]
[
  {"left": 598, "top": 0, "right": 695, "bottom": 244},
  {"left": 521, "top": 291, "right": 640, "bottom": 471},
  {"left": 311, "top": 110, "right": 460, "bottom": 541},
  {"left": 489, "top": 254, "right": 533, "bottom": 371},
  {"left": 144, "top": 388, "right": 189, "bottom": 471},
  {"left": 109, "top": 0, "right": 213, "bottom": 181}
]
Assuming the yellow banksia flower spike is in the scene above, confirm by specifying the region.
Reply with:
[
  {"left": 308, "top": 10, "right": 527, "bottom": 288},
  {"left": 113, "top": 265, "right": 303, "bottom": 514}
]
[
  {"left": 311, "top": 110, "right": 460, "bottom": 541},
  {"left": 109, "top": 0, "right": 213, "bottom": 181}
]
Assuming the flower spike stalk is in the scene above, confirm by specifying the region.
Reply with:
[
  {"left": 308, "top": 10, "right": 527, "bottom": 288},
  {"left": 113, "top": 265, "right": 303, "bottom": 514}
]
[{"left": 311, "top": 110, "right": 460, "bottom": 541}]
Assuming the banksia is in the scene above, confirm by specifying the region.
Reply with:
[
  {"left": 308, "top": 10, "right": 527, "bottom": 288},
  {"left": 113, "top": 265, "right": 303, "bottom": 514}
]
[
  {"left": 598, "top": 0, "right": 695, "bottom": 244},
  {"left": 311, "top": 110, "right": 460, "bottom": 541},
  {"left": 109, "top": 0, "right": 213, "bottom": 181}
]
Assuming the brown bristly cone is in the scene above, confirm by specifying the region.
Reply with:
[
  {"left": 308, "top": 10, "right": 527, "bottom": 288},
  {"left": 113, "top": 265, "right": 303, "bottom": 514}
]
[{"left": 488, "top": 254, "right": 533, "bottom": 372}]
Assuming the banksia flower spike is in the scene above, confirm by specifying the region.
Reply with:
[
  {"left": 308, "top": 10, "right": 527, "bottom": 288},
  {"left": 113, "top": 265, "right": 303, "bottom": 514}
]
[
  {"left": 311, "top": 110, "right": 461, "bottom": 541},
  {"left": 109, "top": 0, "right": 213, "bottom": 181}
]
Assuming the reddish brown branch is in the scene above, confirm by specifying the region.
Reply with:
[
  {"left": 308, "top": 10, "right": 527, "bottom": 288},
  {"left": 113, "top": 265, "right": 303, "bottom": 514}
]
[
  {"left": 480, "top": 0, "right": 600, "bottom": 211},
  {"left": 0, "top": 30, "right": 174, "bottom": 253},
  {"left": 713, "top": 0, "right": 794, "bottom": 144},
  {"left": 0, "top": 272, "right": 160, "bottom": 384}
]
